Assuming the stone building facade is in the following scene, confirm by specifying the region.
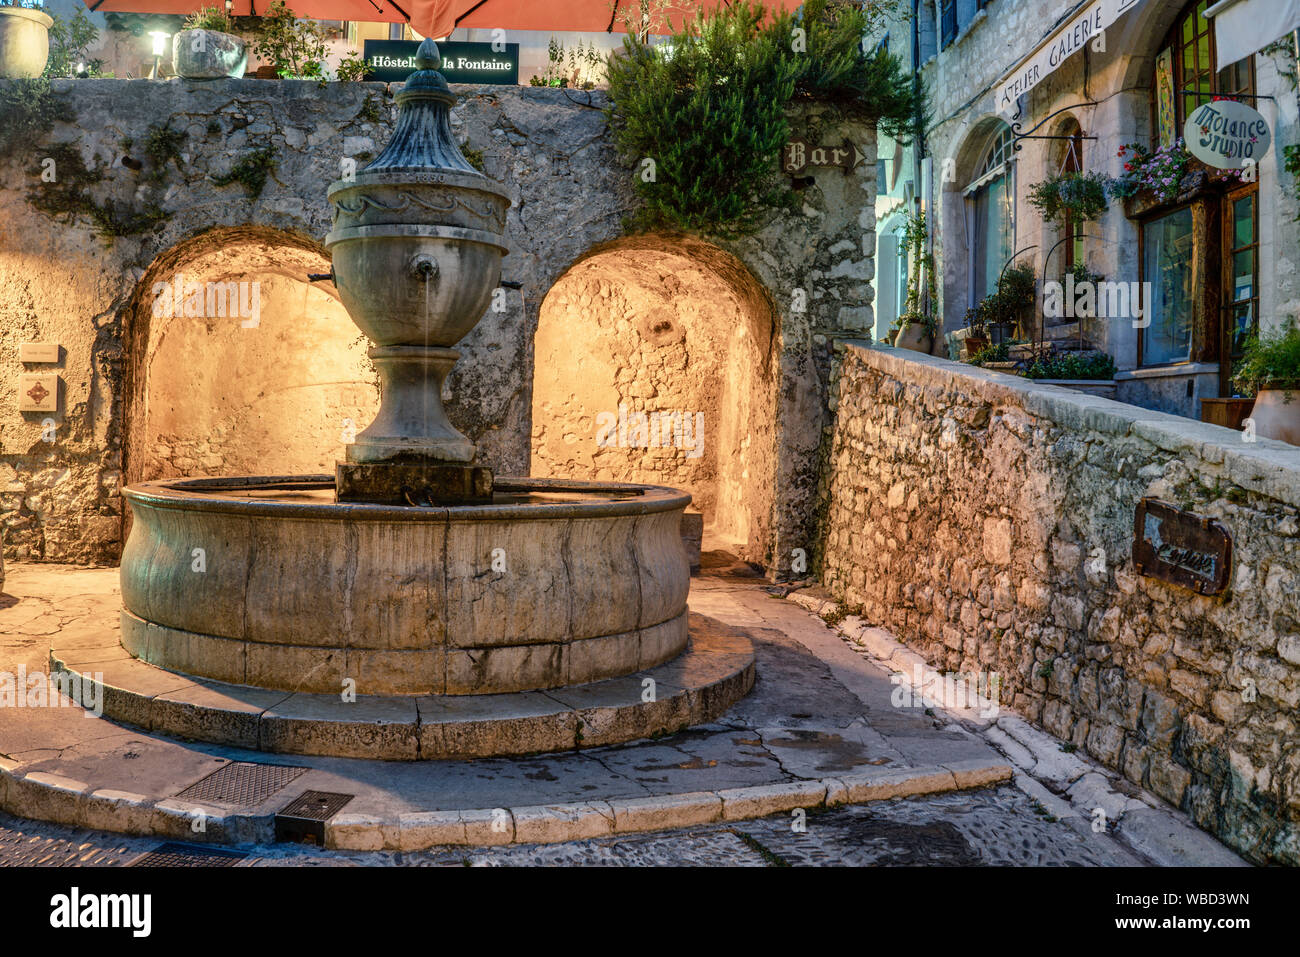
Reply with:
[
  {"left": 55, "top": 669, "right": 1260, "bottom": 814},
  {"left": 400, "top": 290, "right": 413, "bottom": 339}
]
[
  {"left": 895, "top": 0, "right": 1299, "bottom": 418},
  {"left": 0, "top": 78, "right": 878, "bottom": 572}
]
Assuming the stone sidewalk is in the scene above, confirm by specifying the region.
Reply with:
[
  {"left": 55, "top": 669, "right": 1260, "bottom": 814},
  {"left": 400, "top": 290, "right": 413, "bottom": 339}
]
[{"left": 0, "top": 562, "right": 1244, "bottom": 864}]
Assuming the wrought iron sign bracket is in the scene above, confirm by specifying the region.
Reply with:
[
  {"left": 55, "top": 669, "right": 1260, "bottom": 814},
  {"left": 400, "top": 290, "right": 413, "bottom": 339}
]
[{"left": 1010, "top": 102, "right": 1099, "bottom": 153}]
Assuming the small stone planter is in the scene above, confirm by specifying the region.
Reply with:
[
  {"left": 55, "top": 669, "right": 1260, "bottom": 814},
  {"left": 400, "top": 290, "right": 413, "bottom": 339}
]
[
  {"left": 0, "top": 6, "right": 53, "bottom": 79},
  {"left": 172, "top": 28, "right": 247, "bottom": 79},
  {"left": 1248, "top": 385, "right": 1300, "bottom": 446}
]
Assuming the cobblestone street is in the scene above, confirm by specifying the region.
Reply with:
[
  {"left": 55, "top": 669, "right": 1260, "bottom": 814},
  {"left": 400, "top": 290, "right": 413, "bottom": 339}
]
[{"left": 0, "top": 783, "right": 1146, "bottom": 867}]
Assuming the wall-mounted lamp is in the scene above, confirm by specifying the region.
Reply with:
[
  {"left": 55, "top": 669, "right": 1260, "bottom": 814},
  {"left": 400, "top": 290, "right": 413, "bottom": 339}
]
[{"left": 148, "top": 31, "right": 170, "bottom": 80}]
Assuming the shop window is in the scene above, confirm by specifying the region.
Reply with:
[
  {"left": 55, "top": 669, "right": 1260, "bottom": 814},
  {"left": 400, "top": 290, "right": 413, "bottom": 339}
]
[
  {"left": 1156, "top": 0, "right": 1256, "bottom": 143},
  {"left": 1141, "top": 208, "right": 1195, "bottom": 366},
  {"left": 940, "top": 0, "right": 957, "bottom": 48},
  {"left": 965, "top": 123, "right": 1016, "bottom": 306},
  {"left": 1224, "top": 190, "right": 1258, "bottom": 384},
  {"left": 1058, "top": 120, "right": 1085, "bottom": 273}
]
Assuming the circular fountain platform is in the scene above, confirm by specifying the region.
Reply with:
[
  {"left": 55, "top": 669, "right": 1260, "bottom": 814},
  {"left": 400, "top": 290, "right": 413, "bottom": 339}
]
[{"left": 120, "top": 476, "right": 692, "bottom": 696}]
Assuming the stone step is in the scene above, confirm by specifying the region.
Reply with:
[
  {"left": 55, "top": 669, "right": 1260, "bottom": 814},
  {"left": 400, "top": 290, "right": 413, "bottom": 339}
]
[{"left": 50, "top": 613, "right": 756, "bottom": 761}]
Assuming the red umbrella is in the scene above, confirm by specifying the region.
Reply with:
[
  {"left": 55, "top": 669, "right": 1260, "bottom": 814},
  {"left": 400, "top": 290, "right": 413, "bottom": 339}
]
[{"left": 82, "top": 0, "right": 804, "bottom": 44}]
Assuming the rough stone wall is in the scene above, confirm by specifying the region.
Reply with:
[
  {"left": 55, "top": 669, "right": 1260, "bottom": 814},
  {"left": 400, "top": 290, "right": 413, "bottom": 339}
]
[
  {"left": 818, "top": 341, "right": 1300, "bottom": 865},
  {"left": 0, "top": 79, "right": 877, "bottom": 569}
]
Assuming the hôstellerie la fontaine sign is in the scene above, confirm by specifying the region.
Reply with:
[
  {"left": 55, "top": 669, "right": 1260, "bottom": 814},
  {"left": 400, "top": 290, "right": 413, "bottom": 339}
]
[
  {"left": 362, "top": 40, "right": 519, "bottom": 84},
  {"left": 996, "top": 0, "right": 1143, "bottom": 115}
]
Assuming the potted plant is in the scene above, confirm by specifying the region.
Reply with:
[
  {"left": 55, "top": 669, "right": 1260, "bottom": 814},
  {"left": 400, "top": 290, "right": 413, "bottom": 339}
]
[
  {"left": 890, "top": 209, "right": 938, "bottom": 353},
  {"left": 1027, "top": 170, "right": 1109, "bottom": 228},
  {"left": 1232, "top": 322, "right": 1300, "bottom": 445},
  {"left": 1023, "top": 349, "right": 1118, "bottom": 398},
  {"left": 174, "top": 6, "right": 246, "bottom": 79},
  {"left": 961, "top": 307, "right": 989, "bottom": 355},
  {"left": 0, "top": 0, "right": 53, "bottom": 78},
  {"left": 984, "top": 261, "right": 1037, "bottom": 342}
]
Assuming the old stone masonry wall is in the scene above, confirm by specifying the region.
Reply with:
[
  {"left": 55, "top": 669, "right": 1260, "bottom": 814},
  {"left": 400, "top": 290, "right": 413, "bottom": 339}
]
[{"left": 817, "top": 342, "right": 1300, "bottom": 865}]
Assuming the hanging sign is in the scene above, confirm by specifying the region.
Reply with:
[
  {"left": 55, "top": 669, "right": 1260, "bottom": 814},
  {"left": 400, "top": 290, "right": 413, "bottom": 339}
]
[
  {"left": 361, "top": 40, "right": 520, "bottom": 85},
  {"left": 1184, "top": 98, "right": 1271, "bottom": 169},
  {"left": 995, "top": 0, "right": 1144, "bottom": 116},
  {"left": 783, "top": 138, "right": 866, "bottom": 175}
]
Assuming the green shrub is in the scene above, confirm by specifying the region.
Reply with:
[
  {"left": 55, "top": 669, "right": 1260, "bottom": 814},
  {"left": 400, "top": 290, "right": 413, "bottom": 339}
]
[
  {"left": 334, "top": 50, "right": 370, "bottom": 82},
  {"left": 1232, "top": 321, "right": 1300, "bottom": 396},
  {"left": 253, "top": 0, "right": 327, "bottom": 78},
  {"left": 43, "top": 8, "right": 101, "bottom": 78},
  {"left": 606, "top": 0, "right": 923, "bottom": 236},
  {"left": 0, "top": 78, "right": 57, "bottom": 156},
  {"left": 1023, "top": 351, "right": 1117, "bottom": 380}
]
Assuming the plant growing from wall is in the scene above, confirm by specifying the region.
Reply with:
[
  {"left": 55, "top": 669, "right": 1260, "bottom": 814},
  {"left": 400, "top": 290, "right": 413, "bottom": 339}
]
[
  {"left": 252, "top": 0, "right": 327, "bottom": 79},
  {"left": 142, "top": 122, "right": 186, "bottom": 182},
  {"left": 1027, "top": 170, "right": 1109, "bottom": 227},
  {"left": 27, "top": 141, "right": 167, "bottom": 241},
  {"left": 0, "top": 78, "right": 57, "bottom": 155},
  {"left": 211, "top": 146, "right": 278, "bottom": 197},
  {"left": 605, "top": 0, "right": 922, "bottom": 236},
  {"left": 1286, "top": 143, "right": 1300, "bottom": 222}
]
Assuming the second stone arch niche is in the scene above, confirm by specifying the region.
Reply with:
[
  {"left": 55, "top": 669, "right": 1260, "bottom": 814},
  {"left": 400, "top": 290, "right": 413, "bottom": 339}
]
[{"left": 530, "top": 236, "right": 777, "bottom": 566}]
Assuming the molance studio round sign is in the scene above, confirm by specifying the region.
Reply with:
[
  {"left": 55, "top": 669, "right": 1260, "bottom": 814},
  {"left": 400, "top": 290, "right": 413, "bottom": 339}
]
[{"left": 1184, "top": 99, "right": 1271, "bottom": 169}]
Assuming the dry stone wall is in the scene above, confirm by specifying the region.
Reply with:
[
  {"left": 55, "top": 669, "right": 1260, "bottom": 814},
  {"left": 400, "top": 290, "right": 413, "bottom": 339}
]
[{"left": 818, "top": 342, "right": 1300, "bottom": 865}]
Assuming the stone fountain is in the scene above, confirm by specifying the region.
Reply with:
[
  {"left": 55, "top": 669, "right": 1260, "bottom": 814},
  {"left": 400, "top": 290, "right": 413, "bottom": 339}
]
[{"left": 103, "top": 41, "right": 755, "bottom": 759}]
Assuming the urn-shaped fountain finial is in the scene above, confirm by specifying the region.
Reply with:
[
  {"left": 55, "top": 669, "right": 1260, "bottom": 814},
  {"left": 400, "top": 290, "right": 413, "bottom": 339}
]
[{"left": 325, "top": 43, "right": 512, "bottom": 502}]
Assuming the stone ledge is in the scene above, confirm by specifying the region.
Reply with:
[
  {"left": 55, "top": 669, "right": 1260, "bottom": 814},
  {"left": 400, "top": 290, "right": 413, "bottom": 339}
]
[{"left": 840, "top": 341, "right": 1300, "bottom": 508}]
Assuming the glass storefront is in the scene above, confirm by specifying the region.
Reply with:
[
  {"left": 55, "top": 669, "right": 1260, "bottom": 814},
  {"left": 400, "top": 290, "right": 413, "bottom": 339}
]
[{"left": 1141, "top": 208, "right": 1195, "bottom": 366}]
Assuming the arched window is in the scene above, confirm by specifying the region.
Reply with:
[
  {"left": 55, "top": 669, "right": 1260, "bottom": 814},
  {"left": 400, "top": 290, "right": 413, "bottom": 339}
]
[
  {"left": 964, "top": 122, "right": 1016, "bottom": 306},
  {"left": 1058, "top": 119, "right": 1085, "bottom": 275}
]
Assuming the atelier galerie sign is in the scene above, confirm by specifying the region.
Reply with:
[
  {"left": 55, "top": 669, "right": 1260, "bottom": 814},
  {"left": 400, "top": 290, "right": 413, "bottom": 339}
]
[{"left": 1184, "top": 99, "right": 1272, "bottom": 170}]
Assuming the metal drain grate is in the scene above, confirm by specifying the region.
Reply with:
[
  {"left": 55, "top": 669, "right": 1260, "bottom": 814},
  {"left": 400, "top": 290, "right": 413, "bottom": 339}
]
[
  {"left": 275, "top": 790, "right": 355, "bottom": 845},
  {"left": 176, "top": 761, "right": 308, "bottom": 808},
  {"left": 130, "top": 842, "right": 248, "bottom": 867}
]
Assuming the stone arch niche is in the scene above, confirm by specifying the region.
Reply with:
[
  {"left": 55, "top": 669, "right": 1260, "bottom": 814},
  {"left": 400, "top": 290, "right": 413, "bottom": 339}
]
[
  {"left": 530, "top": 235, "right": 777, "bottom": 564},
  {"left": 122, "top": 226, "right": 379, "bottom": 488}
]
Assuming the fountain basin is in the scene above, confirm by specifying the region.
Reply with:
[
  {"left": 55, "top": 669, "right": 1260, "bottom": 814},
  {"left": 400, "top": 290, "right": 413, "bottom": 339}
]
[{"left": 120, "top": 476, "right": 690, "bottom": 695}]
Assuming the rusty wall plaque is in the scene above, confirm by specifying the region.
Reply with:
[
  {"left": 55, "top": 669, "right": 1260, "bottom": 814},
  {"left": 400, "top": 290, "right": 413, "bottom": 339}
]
[{"left": 1132, "top": 498, "right": 1231, "bottom": 595}]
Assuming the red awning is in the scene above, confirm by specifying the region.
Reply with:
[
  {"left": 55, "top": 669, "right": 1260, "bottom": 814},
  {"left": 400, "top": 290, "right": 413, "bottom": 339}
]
[{"left": 83, "top": 0, "right": 805, "bottom": 42}]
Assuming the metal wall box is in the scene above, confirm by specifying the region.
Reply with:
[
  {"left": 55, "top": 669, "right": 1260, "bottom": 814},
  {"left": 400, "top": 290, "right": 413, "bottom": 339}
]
[
  {"left": 1132, "top": 498, "right": 1232, "bottom": 596},
  {"left": 19, "top": 342, "right": 59, "bottom": 363},
  {"left": 18, "top": 373, "right": 58, "bottom": 413}
]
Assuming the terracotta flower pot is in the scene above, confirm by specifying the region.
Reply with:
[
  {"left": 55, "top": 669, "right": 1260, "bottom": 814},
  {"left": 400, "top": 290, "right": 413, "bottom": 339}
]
[
  {"left": 0, "top": 7, "right": 53, "bottom": 79},
  {"left": 893, "top": 323, "right": 933, "bottom": 354},
  {"left": 173, "top": 28, "right": 248, "bottom": 79},
  {"left": 964, "top": 334, "right": 989, "bottom": 355},
  {"left": 1248, "top": 386, "right": 1300, "bottom": 446}
]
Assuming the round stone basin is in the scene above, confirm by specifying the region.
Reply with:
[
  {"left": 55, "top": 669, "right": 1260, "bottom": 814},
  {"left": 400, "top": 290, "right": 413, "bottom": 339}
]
[{"left": 120, "top": 476, "right": 691, "bottom": 696}]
